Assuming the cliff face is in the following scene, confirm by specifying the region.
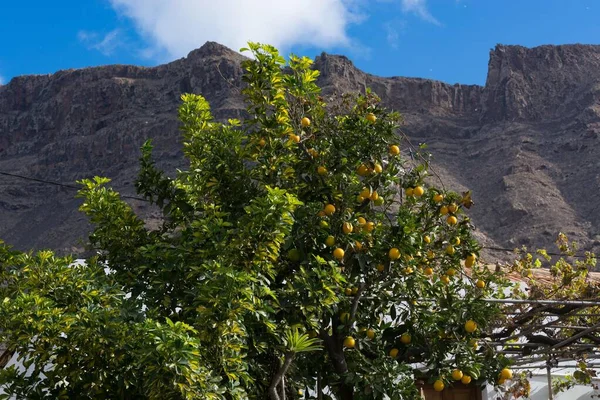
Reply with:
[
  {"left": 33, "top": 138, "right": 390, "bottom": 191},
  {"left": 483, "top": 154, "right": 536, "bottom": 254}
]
[{"left": 1, "top": 42, "right": 600, "bottom": 259}]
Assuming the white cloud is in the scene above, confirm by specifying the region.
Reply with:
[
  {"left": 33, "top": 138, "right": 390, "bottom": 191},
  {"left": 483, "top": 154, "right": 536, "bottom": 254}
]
[
  {"left": 107, "top": 0, "right": 363, "bottom": 60},
  {"left": 383, "top": 20, "right": 405, "bottom": 49},
  {"left": 77, "top": 29, "right": 123, "bottom": 56},
  {"left": 400, "top": 0, "right": 440, "bottom": 25}
]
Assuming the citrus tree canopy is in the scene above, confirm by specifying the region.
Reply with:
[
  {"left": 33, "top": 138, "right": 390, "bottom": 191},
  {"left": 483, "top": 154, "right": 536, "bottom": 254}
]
[{"left": 0, "top": 43, "right": 518, "bottom": 399}]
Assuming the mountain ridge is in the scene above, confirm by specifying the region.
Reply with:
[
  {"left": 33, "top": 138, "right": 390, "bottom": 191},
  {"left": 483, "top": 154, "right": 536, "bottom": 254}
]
[{"left": 1, "top": 41, "right": 600, "bottom": 259}]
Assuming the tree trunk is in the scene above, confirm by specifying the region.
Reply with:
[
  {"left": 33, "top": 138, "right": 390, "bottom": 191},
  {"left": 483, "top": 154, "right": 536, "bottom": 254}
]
[{"left": 322, "top": 331, "right": 354, "bottom": 400}]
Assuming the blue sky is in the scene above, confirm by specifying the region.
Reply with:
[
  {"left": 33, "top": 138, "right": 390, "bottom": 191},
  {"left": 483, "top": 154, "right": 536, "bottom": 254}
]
[{"left": 0, "top": 0, "right": 598, "bottom": 86}]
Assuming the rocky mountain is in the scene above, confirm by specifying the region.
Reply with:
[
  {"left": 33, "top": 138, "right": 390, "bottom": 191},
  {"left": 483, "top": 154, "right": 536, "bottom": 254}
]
[{"left": 1, "top": 41, "right": 600, "bottom": 260}]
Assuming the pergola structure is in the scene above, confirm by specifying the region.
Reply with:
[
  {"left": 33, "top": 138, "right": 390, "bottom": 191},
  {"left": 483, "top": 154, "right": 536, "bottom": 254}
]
[
  {"left": 487, "top": 299, "right": 600, "bottom": 399},
  {"left": 465, "top": 268, "right": 600, "bottom": 399}
]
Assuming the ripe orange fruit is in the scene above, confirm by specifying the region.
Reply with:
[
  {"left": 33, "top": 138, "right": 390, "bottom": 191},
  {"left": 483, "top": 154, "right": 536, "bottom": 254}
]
[
  {"left": 465, "top": 253, "right": 477, "bottom": 268},
  {"left": 367, "top": 329, "right": 375, "bottom": 339},
  {"left": 360, "top": 188, "right": 371, "bottom": 199},
  {"left": 356, "top": 195, "right": 366, "bottom": 203},
  {"left": 389, "top": 145, "right": 400, "bottom": 156},
  {"left": 289, "top": 134, "right": 300, "bottom": 143},
  {"left": 343, "top": 336, "right": 355, "bottom": 349},
  {"left": 476, "top": 279, "right": 486, "bottom": 289},
  {"left": 424, "top": 267, "right": 434, "bottom": 276},
  {"left": 389, "top": 348, "right": 399, "bottom": 358},
  {"left": 366, "top": 113, "right": 377, "bottom": 123},
  {"left": 499, "top": 368, "right": 513, "bottom": 380},
  {"left": 325, "top": 236, "right": 335, "bottom": 247},
  {"left": 357, "top": 217, "right": 367, "bottom": 226},
  {"left": 317, "top": 166, "right": 327, "bottom": 175},
  {"left": 374, "top": 163, "right": 383, "bottom": 173},
  {"left": 376, "top": 264, "right": 385, "bottom": 272},
  {"left": 342, "top": 222, "right": 353, "bottom": 234},
  {"left": 447, "top": 268, "right": 456, "bottom": 277},
  {"left": 440, "top": 206, "right": 449, "bottom": 215},
  {"left": 324, "top": 204, "right": 336, "bottom": 216},
  {"left": 452, "top": 369, "right": 464, "bottom": 381},
  {"left": 344, "top": 287, "right": 353, "bottom": 296},
  {"left": 333, "top": 248, "right": 345, "bottom": 260},
  {"left": 498, "top": 377, "right": 506, "bottom": 385},
  {"left": 354, "top": 241, "right": 363, "bottom": 250},
  {"left": 464, "top": 320, "right": 477, "bottom": 333},
  {"left": 364, "top": 221, "right": 375, "bottom": 233},
  {"left": 461, "top": 375, "right": 472, "bottom": 385},
  {"left": 448, "top": 203, "right": 458, "bottom": 213},
  {"left": 445, "top": 245, "right": 455, "bottom": 256},
  {"left": 423, "top": 235, "right": 431, "bottom": 244},
  {"left": 433, "top": 380, "right": 445, "bottom": 392},
  {"left": 413, "top": 186, "right": 425, "bottom": 197},
  {"left": 301, "top": 117, "right": 311, "bottom": 127},
  {"left": 453, "top": 237, "right": 461, "bottom": 245},
  {"left": 405, "top": 187, "right": 414, "bottom": 197},
  {"left": 357, "top": 164, "right": 370, "bottom": 176},
  {"left": 441, "top": 275, "right": 450, "bottom": 284},
  {"left": 433, "top": 193, "right": 444, "bottom": 203},
  {"left": 369, "top": 191, "right": 379, "bottom": 201},
  {"left": 389, "top": 248, "right": 401, "bottom": 260},
  {"left": 258, "top": 138, "right": 266, "bottom": 147},
  {"left": 400, "top": 333, "right": 411, "bottom": 344},
  {"left": 446, "top": 216, "right": 458, "bottom": 225}
]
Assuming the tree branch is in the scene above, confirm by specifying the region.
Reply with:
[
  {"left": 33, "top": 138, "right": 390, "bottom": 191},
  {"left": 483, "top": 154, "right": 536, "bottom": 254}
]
[{"left": 268, "top": 351, "right": 295, "bottom": 400}]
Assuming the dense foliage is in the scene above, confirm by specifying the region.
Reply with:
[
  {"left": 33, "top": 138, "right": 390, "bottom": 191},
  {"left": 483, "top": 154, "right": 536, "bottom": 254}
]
[{"left": 0, "top": 43, "right": 533, "bottom": 399}]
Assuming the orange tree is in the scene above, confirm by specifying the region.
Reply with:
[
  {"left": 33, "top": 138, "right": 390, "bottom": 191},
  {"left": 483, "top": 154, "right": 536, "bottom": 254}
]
[{"left": 0, "top": 43, "right": 516, "bottom": 399}]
